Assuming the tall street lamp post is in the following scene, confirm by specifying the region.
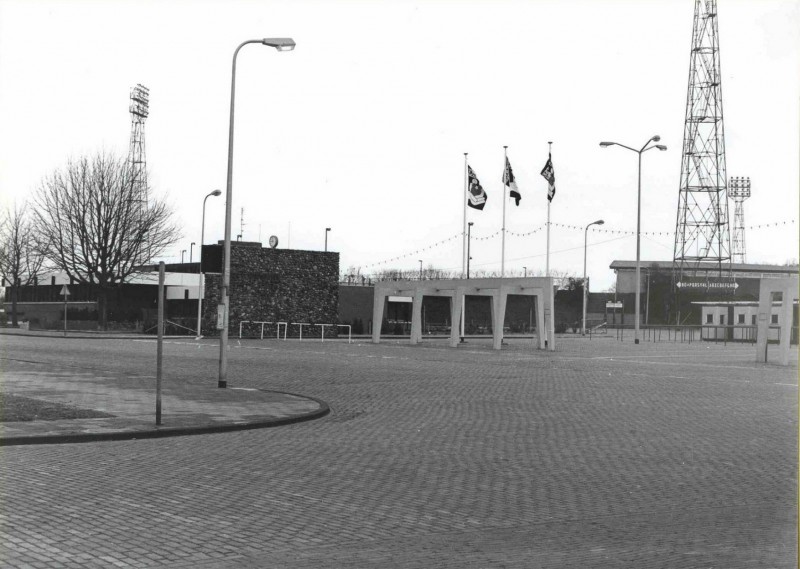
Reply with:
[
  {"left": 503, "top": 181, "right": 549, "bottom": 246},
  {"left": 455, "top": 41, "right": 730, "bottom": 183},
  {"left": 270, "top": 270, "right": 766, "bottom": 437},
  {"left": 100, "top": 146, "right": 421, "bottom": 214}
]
[
  {"left": 219, "top": 38, "right": 295, "bottom": 389},
  {"left": 181, "top": 250, "right": 186, "bottom": 263},
  {"left": 600, "top": 136, "right": 666, "bottom": 344},
  {"left": 197, "top": 189, "right": 222, "bottom": 339},
  {"left": 325, "top": 227, "right": 331, "bottom": 252},
  {"left": 582, "top": 219, "right": 605, "bottom": 336},
  {"left": 523, "top": 266, "right": 526, "bottom": 278},
  {"left": 418, "top": 259, "right": 423, "bottom": 280},
  {"left": 190, "top": 242, "right": 195, "bottom": 263}
]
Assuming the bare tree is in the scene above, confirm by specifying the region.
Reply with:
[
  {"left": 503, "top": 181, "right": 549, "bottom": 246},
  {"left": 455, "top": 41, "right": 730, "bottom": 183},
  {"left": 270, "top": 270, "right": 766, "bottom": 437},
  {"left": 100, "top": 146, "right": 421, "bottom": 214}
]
[
  {"left": 0, "top": 203, "right": 48, "bottom": 326},
  {"left": 33, "top": 152, "right": 181, "bottom": 329}
]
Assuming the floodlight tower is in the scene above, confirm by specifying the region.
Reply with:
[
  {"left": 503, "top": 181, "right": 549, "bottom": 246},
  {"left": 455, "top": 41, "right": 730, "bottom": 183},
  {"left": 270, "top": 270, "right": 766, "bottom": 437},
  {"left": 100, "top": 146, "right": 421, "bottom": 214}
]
[
  {"left": 673, "top": 0, "right": 732, "bottom": 284},
  {"left": 128, "top": 84, "right": 150, "bottom": 210},
  {"left": 729, "top": 176, "right": 751, "bottom": 264}
]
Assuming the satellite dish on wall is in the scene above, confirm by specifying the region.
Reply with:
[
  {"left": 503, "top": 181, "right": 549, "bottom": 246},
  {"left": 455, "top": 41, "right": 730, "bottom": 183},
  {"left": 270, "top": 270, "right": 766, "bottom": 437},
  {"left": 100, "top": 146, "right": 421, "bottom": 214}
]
[{"left": 269, "top": 235, "right": 279, "bottom": 249}]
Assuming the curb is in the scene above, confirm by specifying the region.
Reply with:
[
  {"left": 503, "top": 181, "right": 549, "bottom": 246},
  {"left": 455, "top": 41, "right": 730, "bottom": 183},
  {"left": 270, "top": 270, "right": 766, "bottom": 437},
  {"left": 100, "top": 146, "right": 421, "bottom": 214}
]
[{"left": 0, "top": 394, "right": 330, "bottom": 447}]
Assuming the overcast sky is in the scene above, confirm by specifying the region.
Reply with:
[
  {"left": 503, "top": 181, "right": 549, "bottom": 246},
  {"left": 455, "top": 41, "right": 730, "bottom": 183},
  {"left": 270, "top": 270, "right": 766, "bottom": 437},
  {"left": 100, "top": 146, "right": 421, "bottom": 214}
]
[{"left": 1, "top": 0, "right": 797, "bottom": 290}]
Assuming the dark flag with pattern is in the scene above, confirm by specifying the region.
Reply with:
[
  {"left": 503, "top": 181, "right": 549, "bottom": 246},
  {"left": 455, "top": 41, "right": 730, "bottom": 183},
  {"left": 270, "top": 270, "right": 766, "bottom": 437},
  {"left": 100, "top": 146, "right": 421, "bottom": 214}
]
[
  {"left": 541, "top": 153, "right": 556, "bottom": 202},
  {"left": 467, "top": 165, "right": 487, "bottom": 210},
  {"left": 503, "top": 157, "right": 521, "bottom": 206}
]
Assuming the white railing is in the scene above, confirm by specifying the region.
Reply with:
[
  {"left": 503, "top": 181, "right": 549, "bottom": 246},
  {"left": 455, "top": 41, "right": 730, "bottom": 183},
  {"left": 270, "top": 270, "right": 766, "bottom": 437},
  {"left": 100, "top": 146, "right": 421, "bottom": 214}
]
[{"left": 238, "top": 321, "right": 351, "bottom": 343}]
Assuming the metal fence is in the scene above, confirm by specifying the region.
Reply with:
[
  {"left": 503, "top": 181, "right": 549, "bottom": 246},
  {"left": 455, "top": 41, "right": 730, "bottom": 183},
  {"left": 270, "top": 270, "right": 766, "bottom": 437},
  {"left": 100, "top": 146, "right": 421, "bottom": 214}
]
[{"left": 600, "top": 324, "right": 799, "bottom": 344}]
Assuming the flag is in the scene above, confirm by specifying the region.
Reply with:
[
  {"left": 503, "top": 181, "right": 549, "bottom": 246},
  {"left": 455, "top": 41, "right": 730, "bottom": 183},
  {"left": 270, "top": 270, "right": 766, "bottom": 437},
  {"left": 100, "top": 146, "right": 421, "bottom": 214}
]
[
  {"left": 467, "top": 165, "right": 487, "bottom": 210},
  {"left": 540, "top": 153, "right": 556, "bottom": 202},
  {"left": 503, "top": 157, "right": 521, "bottom": 206}
]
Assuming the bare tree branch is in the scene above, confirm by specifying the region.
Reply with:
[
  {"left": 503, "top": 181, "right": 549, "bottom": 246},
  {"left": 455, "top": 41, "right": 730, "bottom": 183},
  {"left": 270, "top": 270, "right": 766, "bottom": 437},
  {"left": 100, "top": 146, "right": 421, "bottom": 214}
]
[{"left": 32, "top": 152, "right": 181, "bottom": 328}]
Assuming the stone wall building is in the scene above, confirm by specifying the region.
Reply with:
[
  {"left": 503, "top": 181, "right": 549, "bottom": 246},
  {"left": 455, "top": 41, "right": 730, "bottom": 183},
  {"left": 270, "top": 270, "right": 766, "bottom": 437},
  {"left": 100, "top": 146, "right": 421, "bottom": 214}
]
[{"left": 202, "top": 241, "right": 339, "bottom": 337}]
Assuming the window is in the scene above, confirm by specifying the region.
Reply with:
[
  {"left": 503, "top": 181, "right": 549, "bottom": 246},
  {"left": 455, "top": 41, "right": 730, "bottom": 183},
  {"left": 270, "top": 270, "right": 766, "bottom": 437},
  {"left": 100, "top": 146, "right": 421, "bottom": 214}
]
[
  {"left": 184, "top": 290, "right": 189, "bottom": 300},
  {"left": 738, "top": 314, "right": 745, "bottom": 324},
  {"left": 771, "top": 314, "right": 779, "bottom": 324},
  {"left": 752, "top": 315, "right": 757, "bottom": 325},
  {"left": 706, "top": 313, "right": 713, "bottom": 324},
  {"left": 719, "top": 314, "right": 725, "bottom": 325}
]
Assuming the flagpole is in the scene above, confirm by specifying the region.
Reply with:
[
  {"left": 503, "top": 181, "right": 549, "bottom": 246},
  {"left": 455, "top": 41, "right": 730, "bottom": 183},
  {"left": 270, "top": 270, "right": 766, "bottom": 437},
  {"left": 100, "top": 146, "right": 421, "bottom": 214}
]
[
  {"left": 501, "top": 145, "right": 508, "bottom": 277},
  {"left": 545, "top": 141, "right": 552, "bottom": 276},
  {"left": 461, "top": 153, "right": 467, "bottom": 340},
  {"left": 462, "top": 153, "right": 468, "bottom": 278}
]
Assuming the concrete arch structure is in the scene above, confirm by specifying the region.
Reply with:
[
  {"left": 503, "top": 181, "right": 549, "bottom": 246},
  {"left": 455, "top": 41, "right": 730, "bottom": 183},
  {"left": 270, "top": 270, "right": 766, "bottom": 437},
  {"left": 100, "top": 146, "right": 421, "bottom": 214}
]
[{"left": 371, "top": 277, "right": 555, "bottom": 351}]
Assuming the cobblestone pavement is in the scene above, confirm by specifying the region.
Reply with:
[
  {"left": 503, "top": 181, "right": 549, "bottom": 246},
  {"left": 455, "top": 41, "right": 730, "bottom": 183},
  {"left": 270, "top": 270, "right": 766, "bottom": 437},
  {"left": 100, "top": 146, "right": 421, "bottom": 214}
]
[{"left": 0, "top": 334, "right": 796, "bottom": 567}]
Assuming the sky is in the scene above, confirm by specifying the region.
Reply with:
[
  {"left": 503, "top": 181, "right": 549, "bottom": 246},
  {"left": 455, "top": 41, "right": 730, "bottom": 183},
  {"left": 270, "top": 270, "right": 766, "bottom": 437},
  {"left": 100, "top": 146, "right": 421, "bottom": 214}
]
[{"left": 0, "top": 0, "right": 797, "bottom": 291}]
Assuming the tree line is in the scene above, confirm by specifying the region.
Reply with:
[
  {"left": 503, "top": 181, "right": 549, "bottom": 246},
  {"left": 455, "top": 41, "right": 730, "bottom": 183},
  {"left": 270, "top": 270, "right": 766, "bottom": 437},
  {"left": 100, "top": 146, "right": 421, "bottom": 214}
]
[{"left": 1, "top": 152, "right": 180, "bottom": 328}]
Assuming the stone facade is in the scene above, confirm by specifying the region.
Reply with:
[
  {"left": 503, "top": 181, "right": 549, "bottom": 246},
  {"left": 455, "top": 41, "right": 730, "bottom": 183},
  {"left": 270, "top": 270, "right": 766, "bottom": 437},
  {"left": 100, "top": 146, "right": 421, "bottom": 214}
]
[{"left": 202, "top": 242, "right": 339, "bottom": 337}]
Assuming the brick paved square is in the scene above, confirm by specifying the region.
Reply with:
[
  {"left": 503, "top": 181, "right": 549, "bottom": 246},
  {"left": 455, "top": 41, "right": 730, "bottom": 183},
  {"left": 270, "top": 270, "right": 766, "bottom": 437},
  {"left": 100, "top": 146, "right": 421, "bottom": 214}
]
[{"left": 0, "top": 334, "right": 796, "bottom": 568}]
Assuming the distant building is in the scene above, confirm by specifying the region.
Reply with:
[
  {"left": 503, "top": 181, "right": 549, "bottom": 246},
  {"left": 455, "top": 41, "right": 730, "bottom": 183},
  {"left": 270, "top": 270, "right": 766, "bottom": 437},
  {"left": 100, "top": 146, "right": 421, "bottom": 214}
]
[{"left": 609, "top": 260, "right": 799, "bottom": 325}]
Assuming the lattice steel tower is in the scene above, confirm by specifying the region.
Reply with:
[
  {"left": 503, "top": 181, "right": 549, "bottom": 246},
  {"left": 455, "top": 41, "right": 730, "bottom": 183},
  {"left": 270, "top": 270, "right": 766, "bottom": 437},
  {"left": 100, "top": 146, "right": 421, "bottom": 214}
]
[
  {"left": 729, "top": 176, "right": 751, "bottom": 264},
  {"left": 128, "top": 84, "right": 150, "bottom": 210},
  {"left": 673, "top": 0, "right": 732, "bottom": 280}
]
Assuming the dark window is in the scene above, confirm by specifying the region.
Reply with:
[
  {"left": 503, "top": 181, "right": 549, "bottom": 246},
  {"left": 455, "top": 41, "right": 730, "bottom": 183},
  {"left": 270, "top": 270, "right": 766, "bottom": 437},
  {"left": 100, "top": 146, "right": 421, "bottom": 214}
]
[
  {"left": 184, "top": 290, "right": 189, "bottom": 300},
  {"left": 752, "top": 315, "right": 757, "bottom": 325},
  {"left": 719, "top": 314, "right": 725, "bottom": 325},
  {"left": 737, "top": 314, "right": 745, "bottom": 324},
  {"left": 706, "top": 313, "right": 713, "bottom": 324},
  {"left": 771, "top": 314, "right": 779, "bottom": 324}
]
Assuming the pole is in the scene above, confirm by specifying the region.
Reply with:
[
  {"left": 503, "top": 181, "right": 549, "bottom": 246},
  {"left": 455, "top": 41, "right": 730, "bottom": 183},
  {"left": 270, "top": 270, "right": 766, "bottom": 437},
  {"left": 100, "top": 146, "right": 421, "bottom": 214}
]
[
  {"left": 156, "top": 261, "right": 164, "bottom": 425},
  {"left": 419, "top": 259, "right": 423, "bottom": 280},
  {"left": 501, "top": 146, "right": 508, "bottom": 277},
  {"left": 197, "top": 192, "right": 215, "bottom": 340},
  {"left": 461, "top": 153, "right": 467, "bottom": 341},
  {"left": 583, "top": 224, "right": 589, "bottom": 336},
  {"left": 467, "top": 223, "right": 472, "bottom": 278},
  {"left": 545, "top": 142, "right": 552, "bottom": 277},
  {"left": 220, "top": 40, "right": 260, "bottom": 388},
  {"left": 635, "top": 151, "right": 642, "bottom": 344},
  {"left": 462, "top": 153, "right": 468, "bottom": 278},
  {"left": 63, "top": 296, "right": 67, "bottom": 337}
]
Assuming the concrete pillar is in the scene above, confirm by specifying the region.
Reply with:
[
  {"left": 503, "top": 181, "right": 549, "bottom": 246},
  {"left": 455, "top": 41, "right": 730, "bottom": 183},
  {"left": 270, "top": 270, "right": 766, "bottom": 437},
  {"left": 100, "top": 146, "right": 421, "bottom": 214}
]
[
  {"left": 535, "top": 291, "right": 546, "bottom": 350},
  {"left": 492, "top": 289, "right": 508, "bottom": 350},
  {"left": 371, "top": 291, "right": 386, "bottom": 344},
  {"left": 756, "top": 277, "right": 798, "bottom": 365},
  {"left": 410, "top": 290, "right": 424, "bottom": 344},
  {"left": 450, "top": 289, "right": 465, "bottom": 348}
]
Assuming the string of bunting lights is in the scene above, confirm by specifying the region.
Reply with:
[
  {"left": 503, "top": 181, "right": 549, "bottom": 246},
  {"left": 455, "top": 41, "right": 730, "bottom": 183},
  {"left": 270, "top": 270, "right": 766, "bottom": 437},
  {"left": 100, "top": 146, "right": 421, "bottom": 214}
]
[{"left": 360, "top": 220, "right": 795, "bottom": 269}]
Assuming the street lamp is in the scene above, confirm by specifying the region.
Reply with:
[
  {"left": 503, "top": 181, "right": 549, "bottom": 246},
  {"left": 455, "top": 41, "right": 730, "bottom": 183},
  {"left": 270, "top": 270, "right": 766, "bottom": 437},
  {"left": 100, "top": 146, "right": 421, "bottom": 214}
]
[
  {"left": 418, "top": 259, "right": 423, "bottom": 280},
  {"left": 219, "top": 37, "right": 295, "bottom": 389},
  {"left": 197, "top": 189, "right": 222, "bottom": 340},
  {"left": 582, "top": 219, "right": 605, "bottom": 336},
  {"left": 599, "top": 135, "right": 666, "bottom": 344},
  {"left": 523, "top": 266, "right": 527, "bottom": 278},
  {"left": 325, "top": 227, "right": 331, "bottom": 252},
  {"left": 181, "top": 249, "right": 186, "bottom": 263},
  {"left": 467, "top": 222, "right": 474, "bottom": 279},
  {"left": 190, "top": 242, "right": 196, "bottom": 263}
]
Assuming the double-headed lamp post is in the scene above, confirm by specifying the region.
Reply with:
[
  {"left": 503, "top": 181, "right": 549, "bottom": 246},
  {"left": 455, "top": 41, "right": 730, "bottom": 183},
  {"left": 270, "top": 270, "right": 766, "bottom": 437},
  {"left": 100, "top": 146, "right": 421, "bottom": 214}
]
[
  {"left": 599, "top": 136, "right": 666, "bottom": 344},
  {"left": 219, "top": 37, "right": 295, "bottom": 389},
  {"left": 582, "top": 219, "right": 604, "bottom": 336},
  {"left": 197, "top": 189, "right": 222, "bottom": 340}
]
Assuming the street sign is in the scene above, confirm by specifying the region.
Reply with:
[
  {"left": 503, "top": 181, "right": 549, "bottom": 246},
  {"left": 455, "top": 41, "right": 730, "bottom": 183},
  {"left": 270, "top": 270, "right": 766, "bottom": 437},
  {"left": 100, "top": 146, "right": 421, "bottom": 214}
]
[{"left": 60, "top": 285, "right": 71, "bottom": 296}]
